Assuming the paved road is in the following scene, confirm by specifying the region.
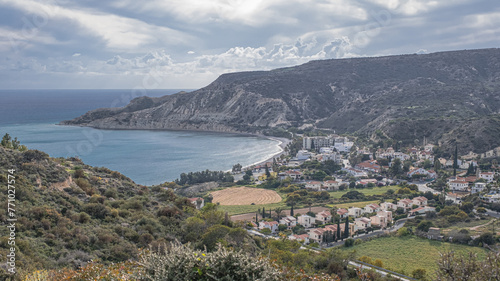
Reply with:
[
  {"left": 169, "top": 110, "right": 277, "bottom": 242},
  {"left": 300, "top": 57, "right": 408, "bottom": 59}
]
[
  {"left": 486, "top": 208, "right": 500, "bottom": 218},
  {"left": 349, "top": 261, "right": 413, "bottom": 281}
]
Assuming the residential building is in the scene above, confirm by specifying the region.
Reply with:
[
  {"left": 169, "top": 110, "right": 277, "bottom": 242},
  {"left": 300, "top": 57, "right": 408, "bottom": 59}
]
[
  {"left": 363, "top": 203, "right": 381, "bottom": 214},
  {"left": 355, "top": 161, "right": 381, "bottom": 173},
  {"left": 187, "top": 197, "right": 205, "bottom": 209},
  {"left": 380, "top": 202, "right": 397, "bottom": 211},
  {"left": 412, "top": 196, "right": 428, "bottom": 207},
  {"left": 377, "top": 210, "right": 393, "bottom": 223},
  {"left": 315, "top": 211, "right": 332, "bottom": 225},
  {"left": 341, "top": 167, "right": 368, "bottom": 178},
  {"left": 348, "top": 207, "right": 363, "bottom": 217},
  {"left": 471, "top": 182, "right": 487, "bottom": 194},
  {"left": 397, "top": 198, "right": 413, "bottom": 212},
  {"left": 370, "top": 214, "right": 388, "bottom": 228},
  {"left": 427, "top": 227, "right": 442, "bottom": 240},
  {"left": 449, "top": 180, "right": 469, "bottom": 191},
  {"left": 409, "top": 206, "right": 436, "bottom": 216},
  {"left": 305, "top": 181, "right": 322, "bottom": 190},
  {"left": 259, "top": 221, "right": 279, "bottom": 233},
  {"left": 323, "top": 180, "right": 340, "bottom": 190},
  {"left": 297, "top": 214, "right": 315, "bottom": 228},
  {"left": 481, "top": 192, "right": 500, "bottom": 203},
  {"left": 303, "top": 136, "right": 335, "bottom": 150},
  {"left": 297, "top": 150, "right": 313, "bottom": 161},
  {"left": 479, "top": 171, "right": 495, "bottom": 183},
  {"left": 354, "top": 217, "right": 372, "bottom": 230},
  {"left": 337, "top": 208, "right": 349, "bottom": 219},
  {"left": 279, "top": 216, "right": 297, "bottom": 230},
  {"left": 308, "top": 228, "right": 325, "bottom": 243},
  {"left": 278, "top": 170, "right": 303, "bottom": 181},
  {"left": 407, "top": 168, "right": 437, "bottom": 179},
  {"left": 289, "top": 234, "right": 310, "bottom": 244}
]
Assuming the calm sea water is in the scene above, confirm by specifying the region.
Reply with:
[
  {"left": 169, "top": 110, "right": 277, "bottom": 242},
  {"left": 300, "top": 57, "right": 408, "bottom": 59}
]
[{"left": 0, "top": 90, "right": 281, "bottom": 185}]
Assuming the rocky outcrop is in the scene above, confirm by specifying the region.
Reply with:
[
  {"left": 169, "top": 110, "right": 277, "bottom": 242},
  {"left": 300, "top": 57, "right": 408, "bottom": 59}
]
[{"left": 62, "top": 48, "right": 500, "bottom": 154}]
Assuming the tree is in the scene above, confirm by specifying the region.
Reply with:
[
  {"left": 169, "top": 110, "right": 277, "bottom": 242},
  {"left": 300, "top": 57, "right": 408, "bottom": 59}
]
[
  {"left": 336, "top": 219, "right": 341, "bottom": 242},
  {"left": 290, "top": 205, "right": 294, "bottom": 217},
  {"left": 274, "top": 207, "right": 284, "bottom": 220},
  {"left": 262, "top": 207, "right": 266, "bottom": 219},
  {"left": 434, "top": 159, "right": 442, "bottom": 170},
  {"left": 390, "top": 158, "right": 402, "bottom": 177},
  {"left": 265, "top": 165, "right": 271, "bottom": 179},
  {"left": 453, "top": 143, "right": 458, "bottom": 177},
  {"left": 232, "top": 163, "right": 242, "bottom": 173},
  {"left": 423, "top": 159, "right": 432, "bottom": 169},
  {"left": 344, "top": 218, "right": 349, "bottom": 238},
  {"left": 1, "top": 133, "right": 11, "bottom": 148},
  {"left": 436, "top": 251, "right": 500, "bottom": 281}
]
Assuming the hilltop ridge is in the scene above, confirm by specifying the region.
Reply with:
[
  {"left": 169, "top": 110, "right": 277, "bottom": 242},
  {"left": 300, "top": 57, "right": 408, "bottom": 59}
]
[{"left": 62, "top": 48, "right": 500, "bottom": 154}]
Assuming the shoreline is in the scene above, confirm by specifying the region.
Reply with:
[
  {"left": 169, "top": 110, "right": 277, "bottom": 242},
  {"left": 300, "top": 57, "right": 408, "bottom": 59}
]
[
  {"left": 240, "top": 136, "right": 290, "bottom": 171},
  {"left": 60, "top": 123, "right": 291, "bottom": 176}
]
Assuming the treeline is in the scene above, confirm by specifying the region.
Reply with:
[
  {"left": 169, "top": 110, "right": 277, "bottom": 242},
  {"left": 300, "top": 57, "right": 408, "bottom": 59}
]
[{"left": 176, "top": 169, "right": 234, "bottom": 185}]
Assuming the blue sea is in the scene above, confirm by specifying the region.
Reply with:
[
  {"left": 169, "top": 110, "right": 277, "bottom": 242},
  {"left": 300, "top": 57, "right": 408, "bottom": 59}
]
[{"left": 0, "top": 89, "right": 282, "bottom": 185}]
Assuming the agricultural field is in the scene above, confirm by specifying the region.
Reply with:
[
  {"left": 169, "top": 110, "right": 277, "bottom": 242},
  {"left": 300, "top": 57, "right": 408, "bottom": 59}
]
[
  {"left": 342, "top": 235, "right": 487, "bottom": 279},
  {"left": 211, "top": 186, "right": 282, "bottom": 205}
]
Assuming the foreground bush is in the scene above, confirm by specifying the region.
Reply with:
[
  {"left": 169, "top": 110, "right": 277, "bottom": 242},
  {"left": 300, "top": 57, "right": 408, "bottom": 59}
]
[{"left": 25, "top": 242, "right": 340, "bottom": 281}]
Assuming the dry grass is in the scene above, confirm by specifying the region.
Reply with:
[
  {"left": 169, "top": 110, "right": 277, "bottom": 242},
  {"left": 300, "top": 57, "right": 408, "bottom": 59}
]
[{"left": 211, "top": 187, "right": 282, "bottom": 205}]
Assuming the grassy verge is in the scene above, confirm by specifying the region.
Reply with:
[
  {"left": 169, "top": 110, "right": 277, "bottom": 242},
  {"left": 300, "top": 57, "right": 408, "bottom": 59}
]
[
  {"left": 327, "top": 185, "right": 397, "bottom": 199},
  {"left": 341, "top": 235, "right": 487, "bottom": 279},
  {"left": 219, "top": 202, "right": 288, "bottom": 216},
  {"left": 327, "top": 200, "right": 380, "bottom": 209}
]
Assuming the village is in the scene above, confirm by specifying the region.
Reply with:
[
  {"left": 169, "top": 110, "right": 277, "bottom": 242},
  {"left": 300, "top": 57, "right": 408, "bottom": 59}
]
[{"left": 223, "top": 134, "right": 500, "bottom": 247}]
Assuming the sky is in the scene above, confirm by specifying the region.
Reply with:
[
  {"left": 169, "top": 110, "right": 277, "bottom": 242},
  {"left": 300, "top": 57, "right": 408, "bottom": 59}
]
[{"left": 0, "top": 0, "right": 499, "bottom": 90}]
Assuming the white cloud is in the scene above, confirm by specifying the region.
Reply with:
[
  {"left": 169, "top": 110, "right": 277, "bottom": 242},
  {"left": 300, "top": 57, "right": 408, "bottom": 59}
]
[
  {"left": 0, "top": 0, "right": 194, "bottom": 51},
  {"left": 72, "top": 53, "right": 81, "bottom": 57}
]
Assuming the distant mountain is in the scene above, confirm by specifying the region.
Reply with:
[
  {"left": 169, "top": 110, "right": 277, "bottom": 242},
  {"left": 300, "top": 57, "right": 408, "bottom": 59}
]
[{"left": 62, "top": 48, "right": 500, "bottom": 154}]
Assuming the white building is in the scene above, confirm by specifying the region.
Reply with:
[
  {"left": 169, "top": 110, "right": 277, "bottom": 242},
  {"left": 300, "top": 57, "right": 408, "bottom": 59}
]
[
  {"left": 449, "top": 180, "right": 469, "bottom": 191},
  {"left": 354, "top": 217, "right": 372, "bottom": 230},
  {"left": 348, "top": 207, "right": 363, "bottom": 218},
  {"left": 279, "top": 216, "right": 297, "bottom": 230},
  {"left": 297, "top": 214, "right": 315, "bottom": 228},
  {"left": 315, "top": 211, "right": 332, "bottom": 224},
  {"left": 479, "top": 172, "right": 495, "bottom": 183},
  {"left": 471, "top": 182, "right": 487, "bottom": 194},
  {"left": 363, "top": 203, "right": 381, "bottom": 214},
  {"left": 380, "top": 202, "right": 397, "bottom": 211},
  {"left": 305, "top": 181, "right": 322, "bottom": 190},
  {"left": 259, "top": 221, "right": 279, "bottom": 233},
  {"left": 297, "top": 150, "right": 314, "bottom": 161}
]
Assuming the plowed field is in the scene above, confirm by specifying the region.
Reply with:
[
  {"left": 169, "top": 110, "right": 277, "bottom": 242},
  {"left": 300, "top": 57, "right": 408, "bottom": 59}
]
[{"left": 211, "top": 187, "right": 281, "bottom": 205}]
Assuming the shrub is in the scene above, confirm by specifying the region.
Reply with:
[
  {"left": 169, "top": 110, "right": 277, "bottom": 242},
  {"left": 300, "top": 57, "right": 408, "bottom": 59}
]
[{"left": 137, "top": 242, "right": 284, "bottom": 281}]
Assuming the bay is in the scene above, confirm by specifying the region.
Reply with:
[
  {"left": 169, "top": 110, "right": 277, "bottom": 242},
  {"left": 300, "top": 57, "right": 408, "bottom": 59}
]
[{"left": 0, "top": 90, "right": 282, "bottom": 186}]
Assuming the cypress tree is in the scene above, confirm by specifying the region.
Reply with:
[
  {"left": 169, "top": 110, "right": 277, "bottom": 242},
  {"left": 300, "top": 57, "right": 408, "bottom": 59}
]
[
  {"left": 453, "top": 143, "right": 458, "bottom": 177},
  {"left": 255, "top": 212, "right": 258, "bottom": 224},
  {"left": 336, "top": 219, "right": 341, "bottom": 241},
  {"left": 345, "top": 218, "right": 350, "bottom": 238},
  {"left": 290, "top": 205, "right": 294, "bottom": 216},
  {"left": 262, "top": 207, "right": 266, "bottom": 218}
]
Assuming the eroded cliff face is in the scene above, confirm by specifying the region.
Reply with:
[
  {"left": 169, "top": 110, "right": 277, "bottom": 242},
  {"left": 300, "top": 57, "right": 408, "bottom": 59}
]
[{"left": 62, "top": 48, "right": 500, "bottom": 154}]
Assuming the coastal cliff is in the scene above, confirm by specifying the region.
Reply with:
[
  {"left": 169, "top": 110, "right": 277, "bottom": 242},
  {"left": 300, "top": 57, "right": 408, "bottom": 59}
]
[{"left": 62, "top": 48, "right": 500, "bottom": 153}]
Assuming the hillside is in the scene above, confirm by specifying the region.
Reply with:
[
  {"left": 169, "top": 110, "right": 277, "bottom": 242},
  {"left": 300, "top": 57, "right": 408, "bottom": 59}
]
[
  {"left": 0, "top": 145, "right": 258, "bottom": 278},
  {"left": 62, "top": 48, "right": 500, "bottom": 154}
]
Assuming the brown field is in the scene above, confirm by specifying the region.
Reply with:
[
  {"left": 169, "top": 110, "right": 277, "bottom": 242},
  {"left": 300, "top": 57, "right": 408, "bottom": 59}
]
[{"left": 211, "top": 187, "right": 282, "bottom": 205}]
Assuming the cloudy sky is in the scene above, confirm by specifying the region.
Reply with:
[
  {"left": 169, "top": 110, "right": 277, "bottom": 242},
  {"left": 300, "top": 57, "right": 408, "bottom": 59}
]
[{"left": 1, "top": 0, "right": 499, "bottom": 89}]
